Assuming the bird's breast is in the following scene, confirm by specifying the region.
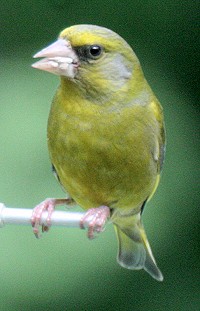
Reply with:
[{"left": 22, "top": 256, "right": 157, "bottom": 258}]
[{"left": 47, "top": 100, "right": 158, "bottom": 210}]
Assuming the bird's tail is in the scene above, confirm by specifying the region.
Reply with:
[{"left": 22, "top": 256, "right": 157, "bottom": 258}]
[{"left": 114, "top": 214, "right": 163, "bottom": 281}]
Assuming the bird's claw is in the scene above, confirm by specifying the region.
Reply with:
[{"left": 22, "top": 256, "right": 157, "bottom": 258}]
[
  {"left": 31, "top": 198, "right": 71, "bottom": 238},
  {"left": 80, "top": 205, "right": 110, "bottom": 239}
]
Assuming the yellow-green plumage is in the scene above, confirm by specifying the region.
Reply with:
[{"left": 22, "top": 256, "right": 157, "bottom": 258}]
[
  {"left": 48, "top": 90, "right": 162, "bottom": 210},
  {"left": 34, "top": 25, "right": 165, "bottom": 281}
]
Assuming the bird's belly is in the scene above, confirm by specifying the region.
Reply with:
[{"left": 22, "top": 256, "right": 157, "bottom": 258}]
[{"left": 48, "top": 117, "right": 157, "bottom": 211}]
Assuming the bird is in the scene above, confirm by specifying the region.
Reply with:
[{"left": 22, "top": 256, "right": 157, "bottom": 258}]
[{"left": 31, "top": 24, "right": 165, "bottom": 281}]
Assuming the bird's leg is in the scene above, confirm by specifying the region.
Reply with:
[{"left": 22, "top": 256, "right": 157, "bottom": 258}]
[
  {"left": 80, "top": 205, "right": 110, "bottom": 239},
  {"left": 64, "top": 197, "right": 76, "bottom": 209},
  {"left": 31, "top": 197, "right": 73, "bottom": 238}
]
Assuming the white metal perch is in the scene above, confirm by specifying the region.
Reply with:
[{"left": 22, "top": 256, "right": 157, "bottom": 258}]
[{"left": 0, "top": 203, "right": 85, "bottom": 228}]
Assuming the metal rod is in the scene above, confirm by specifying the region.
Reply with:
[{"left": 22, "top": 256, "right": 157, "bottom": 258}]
[{"left": 0, "top": 203, "right": 85, "bottom": 228}]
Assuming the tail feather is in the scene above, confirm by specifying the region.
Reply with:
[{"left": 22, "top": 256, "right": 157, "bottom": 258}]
[{"left": 114, "top": 215, "right": 163, "bottom": 281}]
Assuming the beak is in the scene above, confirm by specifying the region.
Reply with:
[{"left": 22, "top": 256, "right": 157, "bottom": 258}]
[{"left": 32, "top": 38, "right": 79, "bottom": 78}]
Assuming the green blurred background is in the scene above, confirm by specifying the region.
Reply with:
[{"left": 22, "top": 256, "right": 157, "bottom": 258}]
[{"left": 0, "top": 1, "right": 199, "bottom": 310}]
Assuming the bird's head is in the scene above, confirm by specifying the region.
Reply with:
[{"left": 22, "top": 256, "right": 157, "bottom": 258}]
[{"left": 32, "top": 25, "right": 144, "bottom": 101}]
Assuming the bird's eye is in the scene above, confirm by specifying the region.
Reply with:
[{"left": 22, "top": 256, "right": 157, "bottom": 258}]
[
  {"left": 75, "top": 45, "right": 103, "bottom": 61},
  {"left": 88, "top": 45, "right": 103, "bottom": 58}
]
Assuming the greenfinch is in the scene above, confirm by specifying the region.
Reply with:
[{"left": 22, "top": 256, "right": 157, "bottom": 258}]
[{"left": 32, "top": 24, "right": 165, "bottom": 281}]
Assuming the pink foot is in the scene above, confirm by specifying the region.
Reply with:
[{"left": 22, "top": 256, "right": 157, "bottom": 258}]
[
  {"left": 31, "top": 198, "right": 72, "bottom": 238},
  {"left": 80, "top": 206, "right": 110, "bottom": 239}
]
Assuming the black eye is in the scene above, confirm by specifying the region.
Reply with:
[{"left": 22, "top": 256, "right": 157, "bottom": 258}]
[
  {"left": 88, "top": 45, "right": 103, "bottom": 58},
  {"left": 75, "top": 45, "right": 103, "bottom": 61}
]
